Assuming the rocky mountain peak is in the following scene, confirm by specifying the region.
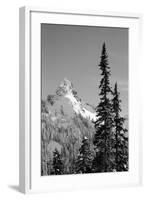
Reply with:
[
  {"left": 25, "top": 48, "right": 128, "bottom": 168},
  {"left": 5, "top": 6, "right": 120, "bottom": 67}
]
[
  {"left": 46, "top": 78, "right": 97, "bottom": 122},
  {"left": 56, "top": 78, "right": 73, "bottom": 97}
]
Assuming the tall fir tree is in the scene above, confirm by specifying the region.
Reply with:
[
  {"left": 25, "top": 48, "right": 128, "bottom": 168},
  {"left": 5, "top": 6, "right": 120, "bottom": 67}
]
[
  {"left": 52, "top": 149, "right": 64, "bottom": 175},
  {"left": 94, "top": 43, "right": 114, "bottom": 172},
  {"left": 75, "top": 136, "right": 95, "bottom": 174},
  {"left": 112, "top": 83, "right": 128, "bottom": 171}
]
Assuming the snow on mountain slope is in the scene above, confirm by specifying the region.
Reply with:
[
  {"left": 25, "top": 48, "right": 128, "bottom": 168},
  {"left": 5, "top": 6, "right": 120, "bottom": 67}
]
[{"left": 55, "top": 78, "right": 97, "bottom": 121}]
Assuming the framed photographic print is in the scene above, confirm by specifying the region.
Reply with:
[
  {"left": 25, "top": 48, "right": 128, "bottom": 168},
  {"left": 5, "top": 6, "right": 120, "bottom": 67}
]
[{"left": 19, "top": 7, "right": 142, "bottom": 193}]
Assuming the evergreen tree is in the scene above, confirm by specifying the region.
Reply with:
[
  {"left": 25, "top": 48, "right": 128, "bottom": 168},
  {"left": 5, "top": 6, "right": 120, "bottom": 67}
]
[
  {"left": 76, "top": 137, "right": 95, "bottom": 174},
  {"left": 112, "top": 83, "right": 128, "bottom": 171},
  {"left": 52, "top": 149, "right": 64, "bottom": 175},
  {"left": 94, "top": 43, "right": 114, "bottom": 172}
]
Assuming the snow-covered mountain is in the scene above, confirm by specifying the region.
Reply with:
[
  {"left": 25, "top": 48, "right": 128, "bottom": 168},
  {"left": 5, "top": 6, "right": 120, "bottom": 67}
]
[{"left": 45, "top": 78, "right": 97, "bottom": 122}]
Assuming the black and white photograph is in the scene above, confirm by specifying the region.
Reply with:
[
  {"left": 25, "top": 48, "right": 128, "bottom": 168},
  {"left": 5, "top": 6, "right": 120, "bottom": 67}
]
[{"left": 41, "top": 24, "right": 128, "bottom": 176}]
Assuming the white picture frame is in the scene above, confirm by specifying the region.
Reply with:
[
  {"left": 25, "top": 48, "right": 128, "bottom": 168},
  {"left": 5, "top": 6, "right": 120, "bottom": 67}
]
[{"left": 19, "top": 6, "right": 142, "bottom": 194}]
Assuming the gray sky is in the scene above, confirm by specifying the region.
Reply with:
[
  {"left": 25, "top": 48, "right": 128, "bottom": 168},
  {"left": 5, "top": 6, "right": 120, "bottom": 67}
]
[{"left": 41, "top": 24, "right": 128, "bottom": 116}]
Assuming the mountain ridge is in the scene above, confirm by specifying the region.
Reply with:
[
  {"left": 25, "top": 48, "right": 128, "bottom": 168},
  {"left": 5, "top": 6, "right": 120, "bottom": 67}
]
[{"left": 44, "top": 78, "right": 97, "bottom": 122}]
